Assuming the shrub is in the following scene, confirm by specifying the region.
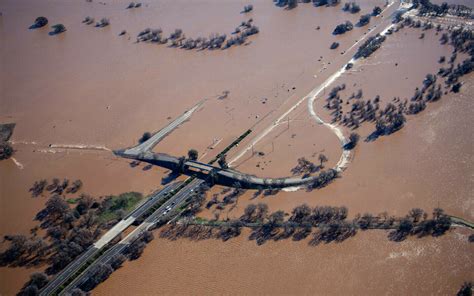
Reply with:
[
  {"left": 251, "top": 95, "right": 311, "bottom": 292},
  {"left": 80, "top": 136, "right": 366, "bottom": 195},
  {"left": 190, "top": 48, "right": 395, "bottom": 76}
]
[
  {"left": 138, "top": 132, "right": 151, "bottom": 144},
  {"left": 372, "top": 6, "right": 382, "bottom": 16},
  {"left": 243, "top": 4, "right": 253, "bottom": 13},
  {"left": 333, "top": 21, "right": 353, "bottom": 35},
  {"left": 187, "top": 149, "right": 198, "bottom": 161},
  {"left": 96, "top": 18, "right": 110, "bottom": 27},
  {"left": 82, "top": 16, "right": 94, "bottom": 25},
  {"left": 330, "top": 42, "right": 339, "bottom": 49},
  {"left": 358, "top": 14, "right": 371, "bottom": 26},
  {"left": 33, "top": 16, "right": 48, "bottom": 28},
  {"left": 354, "top": 34, "right": 386, "bottom": 59},
  {"left": 0, "top": 142, "right": 13, "bottom": 160},
  {"left": 343, "top": 133, "right": 359, "bottom": 150},
  {"left": 342, "top": 2, "right": 360, "bottom": 13},
  {"left": 51, "top": 24, "right": 66, "bottom": 35}
]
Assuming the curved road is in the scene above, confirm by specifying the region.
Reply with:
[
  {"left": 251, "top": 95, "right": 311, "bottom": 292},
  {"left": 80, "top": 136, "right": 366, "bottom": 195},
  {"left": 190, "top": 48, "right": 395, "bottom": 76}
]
[
  {"left": 117, "top": 1, "right": 409, "bottom": 190},
  {"left": 228, "top": 0, "right": 405, "bottom": 180}
]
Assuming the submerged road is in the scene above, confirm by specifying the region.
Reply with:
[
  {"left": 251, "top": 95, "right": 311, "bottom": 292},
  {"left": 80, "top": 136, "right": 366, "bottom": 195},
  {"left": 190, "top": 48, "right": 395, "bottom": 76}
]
[
  {"left": 122, "top": 101, "right": 203, "bottom": 155},
  {"left": 228, "top": 0, "right": 405, "bottom": 177},
  {"left": 115, "top": 1, "right": 415, "bottom": 191}
]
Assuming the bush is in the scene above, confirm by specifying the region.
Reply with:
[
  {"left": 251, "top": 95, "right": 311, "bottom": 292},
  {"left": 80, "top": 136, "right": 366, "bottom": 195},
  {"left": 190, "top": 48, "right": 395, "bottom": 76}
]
[
  {"left": 82, "top": 16, "right": 94, "bottom": 25},
  {"left": 343, "top": 133, "right": 359, "bottom": 150},
  {"left": 354, "top": 34, "right": 386, "bottom": 59},
  {"left": 452, "top": 82, "right": 462, "bottom": 93},
  {"left": 0, "top": 142, "right": 13, "bottom": 160},
  {"left": 243, "top": 4, "right": 253, "bottom": 13},
  {"left": 139, "top": 132, "right": 151, "bottom": 143},
  {"left": 33, "top": 16, "right": 48, "bottom": 28},
  {"left": 358, "top": 14, "right": 371, "bottom": 26},
  {"left": 457, "top": 282, "right": 473, "bottom": 296},
  {"left": 187, "top": 149, "right": 198, "bottom": 161},
  {"left": 330, "top": 42, "right": 339, "bottom": 49},
  {"left": 313, "top": 0, "right": 341, "bottom": 7},
  {"left": 372, "top": 6, "right": 382, "bottom": 16},
  {"left": 333, "top": 21, "right": 353, "bottom": 35},
  {"left": 342, "top": 2, "right": 360, "bottom": 13},
  {"left": 96, "top": 18, "right": 110, "bottom": 27},
  {"left": 51, "top": 24, "right": 66, "bottom": 35}
]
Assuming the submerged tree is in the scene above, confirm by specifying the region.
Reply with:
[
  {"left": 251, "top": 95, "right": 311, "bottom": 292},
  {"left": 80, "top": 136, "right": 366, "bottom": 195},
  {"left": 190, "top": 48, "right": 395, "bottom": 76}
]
[
  {"left": 318, "top": 154, "right": 328, "bottom": 168},
  {"left": 0, "top": 142, "right": 13, "bottom": 160},
  {"left": 187, "top": 149, "right": 198, "bottom": 161},
  {"left": 51, "top": 24, "right": 66, "bottom": 35},
  {"left": 372, "top": 6, "right": 382, "bottom": 16},
  {"left": 32, "top": 16, "right": 48, "bottom": 29},
  {"left": 138, "top": 132, "right": 151, "bottom": 144}
]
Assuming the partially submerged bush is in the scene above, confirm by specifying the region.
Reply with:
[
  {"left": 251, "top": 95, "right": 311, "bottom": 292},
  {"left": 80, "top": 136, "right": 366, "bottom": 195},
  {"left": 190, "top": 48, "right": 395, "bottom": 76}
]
[
  {"left": 342, "top": 2, "right": 360, "bottom": 13},
  {"left": 32, "top": 16, "right": 48, "bottom": 28},
  {"left": 127, "top": 2, "right": 141, "bottom": 9},
  {"left": 138, "top": 132, "right": 152, "bottom": 144},
  {"left": 51, "top": 24, "right": 66, "bottom": 35},
  {"left": 313, "top": 0, "right": 340, "bottom": 7},
  {"left": 82, "top": 16, "right": 94, "bottom": 25},
  {"left": 372, "top": 6, "right": 382, "bottom": 16},
  {"left": 0, "top": 142, "right": 13, "bottom": 160},
  {"left": 333, "top": 21, "right": 353, "bottom": 35},
  {"left": 358, "top": 14, "right": 371, "bottom": 26},
  {"left": 354, "top": 34, "right": 386, "bottom": 59},
  {"left": 96, "top": 18, "right": 110, "bottom": 27},
  {"left": 242, "top": 4, "right": 253, "bottom": 13},
  {"left": 330, "top": 42, "right": 339, "bottom": 49}
]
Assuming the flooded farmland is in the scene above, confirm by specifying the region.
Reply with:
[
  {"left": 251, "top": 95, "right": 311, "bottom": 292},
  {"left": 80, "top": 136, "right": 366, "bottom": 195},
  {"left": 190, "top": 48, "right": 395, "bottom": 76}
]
[{"left": 0, "top": 0, "right": 472, "bottom": 295}]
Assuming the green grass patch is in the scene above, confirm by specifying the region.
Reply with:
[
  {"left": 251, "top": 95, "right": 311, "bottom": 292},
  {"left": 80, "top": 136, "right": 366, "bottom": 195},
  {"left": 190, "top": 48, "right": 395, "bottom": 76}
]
[
  {"left": 98, "top": 192, "right": 143, "bottom": 223},
  {"left": 66, "top": 198, "right": 79, "bottom": 204},
  {"left": 194, "top": 217, "right": 208, "bottom": 223}
]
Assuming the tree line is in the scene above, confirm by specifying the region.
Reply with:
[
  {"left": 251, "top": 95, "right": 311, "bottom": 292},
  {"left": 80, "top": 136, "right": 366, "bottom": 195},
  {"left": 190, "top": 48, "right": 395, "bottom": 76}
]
[
  {"left": 1, "top": 181, "right": 145, "bottom": 295},
  {"left": 160, "top": 204, "right": 458, "bottom": 246},
  {"left": 136, "top": 19, "right": 259, "bottom": 51}
]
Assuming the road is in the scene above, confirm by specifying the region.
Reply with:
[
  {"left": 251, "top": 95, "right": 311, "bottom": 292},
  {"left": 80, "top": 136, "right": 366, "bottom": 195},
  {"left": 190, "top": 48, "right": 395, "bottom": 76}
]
[
  {"left": 120, "top": 101, "right": 202, "bottom": 156},
  {"left": 227, "top": 0, "right": 405, "bottom": 173},
  {"left": 59, "top": 178, "right": 205, "bottom": 295},
  {"left": 39, "top": 182, "right": 181, "bottom": 296}
]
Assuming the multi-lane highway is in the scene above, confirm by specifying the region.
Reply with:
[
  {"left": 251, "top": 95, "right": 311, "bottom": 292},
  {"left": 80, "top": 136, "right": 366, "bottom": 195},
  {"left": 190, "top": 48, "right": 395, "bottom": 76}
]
[
  {"left": 39, "top": 182, "right": 182, "bottom": 296},
  {"left": 59, "top": 178, "right": 205, "bottom": 295}
]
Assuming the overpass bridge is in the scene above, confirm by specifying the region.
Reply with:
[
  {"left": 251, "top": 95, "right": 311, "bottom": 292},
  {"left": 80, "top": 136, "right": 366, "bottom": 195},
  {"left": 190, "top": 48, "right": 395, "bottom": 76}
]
[
  {"left": 113, "top": 99, "right": 336, "bottom": 189},
  {"left": 114, "top": 148, "right": 335, "bottom": 190}
]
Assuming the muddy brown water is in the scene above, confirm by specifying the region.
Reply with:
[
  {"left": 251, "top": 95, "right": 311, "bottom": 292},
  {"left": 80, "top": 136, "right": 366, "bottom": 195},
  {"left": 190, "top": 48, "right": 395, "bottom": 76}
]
[{"left": 0, "top": 0, "right": 472, "bottom": 294}]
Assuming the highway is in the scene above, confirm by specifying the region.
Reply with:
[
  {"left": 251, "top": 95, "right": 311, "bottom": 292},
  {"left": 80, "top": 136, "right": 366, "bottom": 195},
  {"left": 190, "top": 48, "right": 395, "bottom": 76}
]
[
  {"left": 39, "top": 100, "right": 205, "bottom": 295},
  {"left": 121, "top": 101, "right": 202, "bottom": 156},
  {"left": 60, "top": 179, "right": 205, "bottom": 295},
  {"left": 39, "top": 182, "right": 181, "bottom": 296}
]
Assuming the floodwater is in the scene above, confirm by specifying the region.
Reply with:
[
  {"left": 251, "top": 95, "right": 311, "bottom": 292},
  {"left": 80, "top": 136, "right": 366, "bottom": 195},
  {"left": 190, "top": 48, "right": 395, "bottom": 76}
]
[
  {"left": 0, "top": 0, "right": 473, "bottom": 294},
  {"left": 94, "top": 229, "right": 473, "bottom": 296}
]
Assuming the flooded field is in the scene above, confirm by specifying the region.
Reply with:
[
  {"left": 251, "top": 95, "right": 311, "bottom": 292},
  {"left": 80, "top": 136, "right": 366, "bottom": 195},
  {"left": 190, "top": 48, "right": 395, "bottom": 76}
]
[
  {"left": 94, "top": 229, "right": 473, "bottom": 296},
  {"left": 0, "top": 0, "right": 473, "bottom": 294}
]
